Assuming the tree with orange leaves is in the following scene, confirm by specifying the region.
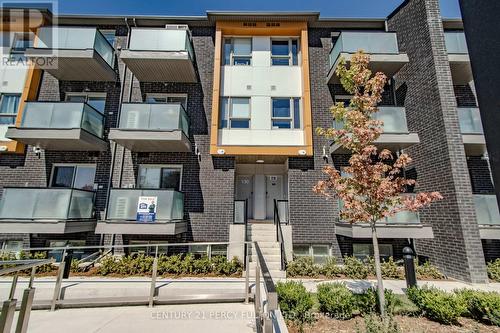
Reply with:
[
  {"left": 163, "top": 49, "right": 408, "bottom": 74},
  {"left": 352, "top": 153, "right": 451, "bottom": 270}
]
[{"left": 314, "top": 51, "right": 442, "bottom": 316}]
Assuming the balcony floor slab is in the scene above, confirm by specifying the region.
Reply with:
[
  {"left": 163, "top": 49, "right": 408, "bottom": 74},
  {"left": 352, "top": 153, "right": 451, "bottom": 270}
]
[
  {"left": 108, "top": 129, "right": 191, "bottom": 152},
  {"left": 335, "top": 222, "right": 434, "bottom": 239},
  {"left": 478, "top": 225, "right": 500, "bottom": 239},
  {"left": 95, "top": 221, "right": 187, "bottom": 235},
  {"left": 330, "top": 133, "right": 420, "bottom": 153},
  {"left": 0, "top": 220, "right": 96, "bottom": 234}
]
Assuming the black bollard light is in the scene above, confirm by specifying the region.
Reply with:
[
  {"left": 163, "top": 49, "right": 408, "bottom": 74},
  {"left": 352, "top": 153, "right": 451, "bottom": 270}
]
[
  {"left": 63, "top": 250, "right": 73, "bottom": 279},
  {"left": 402, "top": 246, "right": 417, "bottom": 288}
]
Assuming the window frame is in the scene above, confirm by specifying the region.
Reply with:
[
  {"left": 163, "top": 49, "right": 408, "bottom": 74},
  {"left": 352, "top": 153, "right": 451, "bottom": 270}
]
[
  {"left": 0, "top": 93, "right": 21, "bottom": 125},
  {"left": 271, "top": 38, "right": 300, "bottom": 66},
  {"left": 99, "top": 29, "right": 116, "bottom": 48},
  {"left": 145, "top": 93, "right": 188, "bottom": 109},
  {"left": 65, "top": 92, "right": 107, "bottom": 114},
  {"left": 137, "top": 164, "right": 183, "bottom": 191},
  {"left": 352, "top": 243, "right": 394, "bottom": 260},
  {"left": 223, "top": 37, "right": 253, "bottom": 66},
  {"left": 10, "top": 32, "right": 34, "bottom": 56},
  {"left": 271, "top": 97, "right": 302, "bottom": 130},
  {"left": 293, "top": 244, "right": 332, "bottom": 264},
  {"left": 49, "top": 163, "right": 97, "bottom": 190},
  {"left": 220, "top": 97, "right": 251, "bottom": 129}
]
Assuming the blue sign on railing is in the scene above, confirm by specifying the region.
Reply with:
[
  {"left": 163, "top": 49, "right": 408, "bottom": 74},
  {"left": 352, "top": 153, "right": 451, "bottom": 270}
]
[{"left": 136, "top": 196, "right": 157, "bottom": 222}]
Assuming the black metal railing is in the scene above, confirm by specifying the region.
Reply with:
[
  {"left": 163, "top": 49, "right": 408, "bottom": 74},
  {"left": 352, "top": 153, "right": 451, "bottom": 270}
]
[{"left": 274, "top": 199, "right": 288, "bottom": 271}]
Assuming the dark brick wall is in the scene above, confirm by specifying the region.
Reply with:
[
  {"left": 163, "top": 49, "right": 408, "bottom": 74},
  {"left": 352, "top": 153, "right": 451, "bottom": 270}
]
[
  {"left": 454, "top": 84, "right": 477, "bottom": 107},
  {"left": 288, "top": 28, "right": 340, "bottom": 256},
  {"left": 389, "top": 0, "right": 488, "bottom": 282},
  {"left": 467, "top": 156, "right": 494, "bottom": 194},
  {"left": 482, "top": 239, "right": 500, "bottom": 262}
]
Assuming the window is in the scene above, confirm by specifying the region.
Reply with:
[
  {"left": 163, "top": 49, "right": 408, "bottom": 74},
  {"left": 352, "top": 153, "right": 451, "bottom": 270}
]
[
  {"left": 271, "top": 98, "right": 301, "bottom": 129},
  {"left": 293, "top": 244, "right": 332, "bottom": 264},
  {"left": 0, "top": 94, "right": 20, "bottom": 125},
  {"left": 223, "top": 38, "right": 252, "bottom": 66},
  {"left": 353, "top": 244, "right": 393, "bottom": 261},
  {"left": 99, "top": 30, "right": 116, "bottom": 47},
  {"left": 145, "top": 94, "right": 188, "bottom": 110},
  {"left": 271, "top": 39, "right": 299, "bottom": 66},
  {"left": 10, "top": 33, "right": 33, "bottom": 55},
  {"left": 188, "top": 244, "right": 227, "bottom": 259},
  {"left": 128, "top": 241, "right": 168, "bottom": 256},
  {"left": 138, "top": 165, "right": 182, "bottom": 190},
  {"left": 0, "top": 240, "right": 23, "bottom": 258},
  {"left": 47, "top": 240, "right": 87, "bottom": 261},
  {"left": 220, "top": 97, "right": 251, "bottom": 129},
  {"left": 66, "top": 93, "right": 106, "bottom": 113},
  {"left": 50, "top": 164, "right": 96, "bottom": 190}
]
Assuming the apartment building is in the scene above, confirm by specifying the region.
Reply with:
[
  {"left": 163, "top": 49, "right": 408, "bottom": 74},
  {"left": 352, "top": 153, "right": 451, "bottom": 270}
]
[{"left": 0, "top": 0, "right": 497, "bottom": 282}]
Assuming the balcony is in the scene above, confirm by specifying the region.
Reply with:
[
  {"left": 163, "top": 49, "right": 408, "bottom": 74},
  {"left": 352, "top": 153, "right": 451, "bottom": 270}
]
[
  {"left": 95, "top": 189, "right": 186, "bottom": 235},
  {"left": 327, "top": 32, "right": 408, "bottom": 84},
  {"left": 120, "top": 28, "right": 197, "bottom": 82},
  {"left": 474, "top": 194, "right": 500, "bottom": 239},
  {"left": 335, "top": 197, "right": 433, "bottom": 239},
  {"left": 444, "top": 31, "right": 472, "bottom": 84},
  {"left": 25, "top": 27, "right": 116, "bottom": 81},
  {"left": 6, "top": 102, "right": 107, "bottom": 151},
  {"left": 0, "top": 188, "right": 96, "bottom": 233},
  {"left": 330, "top": 106, "right": 419, "bottom": 153},
  {"left": 108, "top": 103, "right": 190, "bottom": 152},
  {"left": 458, "top": 107, "right": 486, "bottom": 155}
]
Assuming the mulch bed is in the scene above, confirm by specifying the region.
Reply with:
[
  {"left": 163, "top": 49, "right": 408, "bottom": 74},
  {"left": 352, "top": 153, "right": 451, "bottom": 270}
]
[{"left": 288, "top": 315, "right": 500, "bottom": 333}]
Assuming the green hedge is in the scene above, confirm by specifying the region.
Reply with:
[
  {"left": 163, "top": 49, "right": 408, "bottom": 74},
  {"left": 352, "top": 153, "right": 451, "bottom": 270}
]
[
  {"left": 286, "top": 255, "right": 443, "bottom": 280},
  {"left": 317, "top": 282, "right": 356, "bottom": 319},
  {"left": 97, "top": 254, "right": 242, "bottom": 276},
  {"left": 1, "top": 251, "right": 55, "bottom": 274},
  {"left": 356, "top": 288, "right": 401, "bottom": 315},
  {"left": 407, "top": 286, "right": 465, "bottom": 325},
  {"left": 455, "top": 289, "right": 500, "bottom": 326},
  {"left": 276, "top": 280, "right": 314, "bottom": 333},
  {"left": 487, "top": 259, "right": 500, "bottom": 282}
]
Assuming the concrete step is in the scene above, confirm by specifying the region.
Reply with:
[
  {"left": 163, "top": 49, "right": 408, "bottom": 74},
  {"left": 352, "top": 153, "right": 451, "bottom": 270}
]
[
  {"left": 248, "top": 247, "right": 280, "bottom": 256},
  {"left": 244, "top": 270, "right": 286, "bottom": 279},
  {"left": 250, "top": 254, "right": 281, "bottom": 262},
  {"left": 246, "top": 235, "right": 277, "bottom": 242},
  {"left": 248, "top": 261, "right": 282, "bottom": 270},
  {"left": 249, "top": 241, "right": 279, "bottom": 248},
  {"left": 248, "top": 225, "right": 275, "bottom": 230}
]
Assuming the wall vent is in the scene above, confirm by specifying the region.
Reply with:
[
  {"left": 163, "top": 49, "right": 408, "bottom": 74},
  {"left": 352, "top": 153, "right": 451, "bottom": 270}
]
[
  {"left": 165, "top": 24, "right": 189, "bottom": 30},
  {"left": 246, "top": 85, "right": 252, "bottom": 90}
]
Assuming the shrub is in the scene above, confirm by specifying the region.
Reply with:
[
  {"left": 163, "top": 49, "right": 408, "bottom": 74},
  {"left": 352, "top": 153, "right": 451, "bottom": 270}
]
[
  {"left": 317, "top": 282, "right": 356, "bottom": 320},
  {"left": 455, "top": 289, "right": 500, "bottom": 326},
  {"left": 381, "top": 257, "right": 403, "bottom": 279},
  {"left": 286, "top": 257, "right": 320, "bottom": 277},
  {"left": 416, "top": 261, "right": 444, "bottom": 280},
  {"left": 487, "top": 259, "right": 500, "bottom": 282},
  {"left": 97, "top": 254, "right": 242, "bottom": 277},
  {"left": 276, "top": 281, "right": 314, "bottom": 333},
  {"left": 356, "top": 288, "right": 401, "bottom": 315},
  {"left": 407, "top": 286, "right": 465, "bottom": 325},
  {"left": 356, "top": 314, "right": 401, "bottom": 333},
  {"left": 70, "top": 258, "right": 80, "bottom": 273},
  {"left": 320, "top": 257, "right": 342, "bottom": 278},
  {"left": 343, "top": 256, "right": 371, "bottom": 279}
]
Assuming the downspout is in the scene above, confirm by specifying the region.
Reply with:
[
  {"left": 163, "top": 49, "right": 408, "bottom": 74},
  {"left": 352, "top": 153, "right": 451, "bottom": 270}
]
[{"left": 102, "top": 17, "right": 131, "bottom": 246}]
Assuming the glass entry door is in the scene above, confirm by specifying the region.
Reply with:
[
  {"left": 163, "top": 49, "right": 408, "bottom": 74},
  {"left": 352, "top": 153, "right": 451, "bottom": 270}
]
[{"left": 235, "top": 175, "right": 253, "bottom": 219}]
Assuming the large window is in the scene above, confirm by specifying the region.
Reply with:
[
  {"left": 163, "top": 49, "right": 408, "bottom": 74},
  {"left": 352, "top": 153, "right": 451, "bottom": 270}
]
[
  {"left": 293, "top": 244, "right": 331, "bottom": 264},
  {"left": 223, "top": 38, "right": 252, "bottom": 66},
  {"left": 99, "top": 30, "right": 116, "bottom": 47},
  {"left": 66, "top": 92, "right": 106, "bottom": 113},
  {"left": 138, "top": 165, "right": 182, "bottom": 190},
  {"left": 145, "top": 93, "right": 188, "bottom": 109},
  {"left": 220, "top": 97, "right": 251, "bottom": 129},
  {"left": 50, "top": 164, "right": 96, "bottom": 190},
  {"left": 353, "top": 244, "right": 393, "bottom": 261},
  {"left": 271, "top": 39, "right": 299, "bottom": 66},
  {"left": 271, "top": 98, "right": 301, "bottom": 129},
  {"left": 10, "top": 33, "right": 33, "bottom": 55},
  {"left": 0, "top": 94, "right": 20, "bottom": 125}
]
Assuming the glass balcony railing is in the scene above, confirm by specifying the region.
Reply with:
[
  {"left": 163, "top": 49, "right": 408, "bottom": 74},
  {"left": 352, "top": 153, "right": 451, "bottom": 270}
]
[
  {"left": 119, "top": 103, "right": 189, "bottom": 136},
  {"left": 128, "top": 28, "right": 194, "bottom": 60},
  {"left": 20, "top": 102, "right": 105, "bottom": 138},
  {"left": 339, "top": 196, "right": 420, "bottom": 224},
  {"left": 329, "top": 32, "right": 401, "bottom": 69},
  {"left": 0, "top": 188, "right": 95, "bottom": 220},
  {"left": 444, "top": 32, "right": 468, "bottom": 54},
  {"left": 35, "top": 27, "right": 115, "bottom": 67},
  {"left": 106, "top": 189, "right": 184, "bottom": 221},
  {"left": 333, "top": 106, "right": 409, "bottom": 134},
  {"left": 458, "top": 107, "right": 483, "bottom": 134},
  {"left": 474, "top": 195, "right": 500, "bottom": 226}
]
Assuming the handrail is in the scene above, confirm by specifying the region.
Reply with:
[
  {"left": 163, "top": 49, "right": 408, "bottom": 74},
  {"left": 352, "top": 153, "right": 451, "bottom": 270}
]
[
  {"left": 274, "top": 199, "right": 288, "bottom": 271},
  {"left": 253, "top": 242, "right": 279, "bottom": 333},
  {"left": 0, "top": 259, "right": 55, "bottom": 276}
]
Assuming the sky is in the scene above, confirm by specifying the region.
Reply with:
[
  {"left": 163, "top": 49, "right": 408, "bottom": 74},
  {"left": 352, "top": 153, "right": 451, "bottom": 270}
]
[{"left": 39, "top": 0, "right": 462, "bottom": 18}]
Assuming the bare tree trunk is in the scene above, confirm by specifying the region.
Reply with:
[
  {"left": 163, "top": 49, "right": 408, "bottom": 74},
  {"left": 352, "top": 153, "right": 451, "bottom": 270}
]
[{"left": 371, "top": 222, "right": 386, "bottom": 317}]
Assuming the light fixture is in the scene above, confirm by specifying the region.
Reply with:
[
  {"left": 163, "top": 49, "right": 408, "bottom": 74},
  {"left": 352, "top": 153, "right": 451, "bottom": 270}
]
[
  {"left": 256, "top": 160, "right": 264, "bottom": 163},
  {"left": 298, "top": 149, "right": 307, "bottom": 156},
  {"left": 217, "top": 149, "right": 225, "bottom": 155}
]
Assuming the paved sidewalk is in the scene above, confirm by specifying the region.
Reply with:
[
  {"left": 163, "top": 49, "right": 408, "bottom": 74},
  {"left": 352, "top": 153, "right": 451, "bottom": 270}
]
[{"left": 12, "top": 303, "right": 257, "bottom": 333}]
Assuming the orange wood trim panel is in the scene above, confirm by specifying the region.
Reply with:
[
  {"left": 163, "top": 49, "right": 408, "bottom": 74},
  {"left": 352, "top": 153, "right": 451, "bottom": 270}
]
[
  {"left": 209, "top": 145, "right": 309, "bottom": 156},
  {"left": 216, "top": 21, "right": 307, "bottom": 36},
  {"left": 300, "top": 28, "right": 314, "bottom": 156},
  {"left": 210, "top": 27, "right": 223, "bottom": 153}
]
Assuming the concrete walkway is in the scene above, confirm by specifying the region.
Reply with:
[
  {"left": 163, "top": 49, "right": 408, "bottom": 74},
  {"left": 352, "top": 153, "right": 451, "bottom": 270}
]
[{"left": 12, "top": 303, "right": 256, "bottom": 333}]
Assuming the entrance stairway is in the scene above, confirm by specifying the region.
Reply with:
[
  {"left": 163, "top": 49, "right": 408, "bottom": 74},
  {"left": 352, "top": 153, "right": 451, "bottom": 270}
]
[{"left": 244, "top": 222, "right": 286, "bottom": 280}]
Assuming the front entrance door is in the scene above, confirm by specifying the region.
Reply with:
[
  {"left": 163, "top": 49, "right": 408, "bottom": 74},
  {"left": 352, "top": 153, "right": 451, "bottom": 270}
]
[
  {"left": 235, "top": 175, "right": 253, "bottom": 219},
  {"left": 266, "top": 175, "right": 283, "bottom": 219}
]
